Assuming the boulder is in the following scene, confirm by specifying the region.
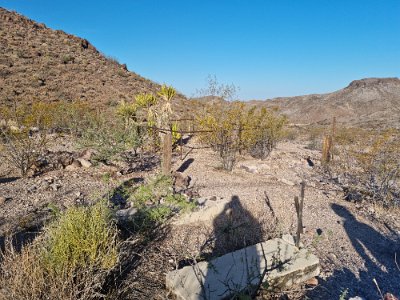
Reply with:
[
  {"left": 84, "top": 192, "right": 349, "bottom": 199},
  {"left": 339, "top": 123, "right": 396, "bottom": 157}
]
[{"left": 166, "top": 238, "right": 320, "bottom": 300}]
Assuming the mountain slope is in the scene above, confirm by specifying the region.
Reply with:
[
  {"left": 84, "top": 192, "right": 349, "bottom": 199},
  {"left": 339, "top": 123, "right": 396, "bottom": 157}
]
[
  {"left": 0, "top": 8, "right": 171, "bottom": 107},
  {"left": 252, "top": 77, "right": 400, "bottom": 128}
]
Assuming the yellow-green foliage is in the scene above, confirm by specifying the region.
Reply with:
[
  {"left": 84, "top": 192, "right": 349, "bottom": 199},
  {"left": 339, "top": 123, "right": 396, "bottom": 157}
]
[
  {"left": 43, "top": 200, "right": 119, "bottom": 273},
  {"left": 334, "top": 127, "right": 400, "bottom": 205},
  {"left": 197, "top": 103, "right": 287, "bottom": 167},
  {"left": 116, "top": 100, "right": 138, "bottom": 126},
  {"left": 245, "top": 107, "right": 287, "bottom": 158},
  {"left": 171, "top": 122, "right": 181, "bottom": 144},
  {"left": 0, "top": 201, "right": 119, "bottom": 300},
  {"left": 128, "top": 174, "right": 195, "bottom": 230}
]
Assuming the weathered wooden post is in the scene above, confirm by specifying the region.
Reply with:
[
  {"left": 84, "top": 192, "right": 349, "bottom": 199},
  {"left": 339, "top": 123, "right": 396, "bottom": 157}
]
[
  {"left": 294, "top": 181, "right": 305, "bottom": 247},
  {"left": 162, "top": 129, "right": 172, "bottom": 175}
]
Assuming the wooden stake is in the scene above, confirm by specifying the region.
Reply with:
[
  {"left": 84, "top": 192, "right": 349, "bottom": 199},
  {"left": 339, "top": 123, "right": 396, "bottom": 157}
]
[
  {"left": 294, "top": 181, "right": 305, "bottom": 247},
  {"left": 162, "top": 132, "right": 172, "bottom": 175}
]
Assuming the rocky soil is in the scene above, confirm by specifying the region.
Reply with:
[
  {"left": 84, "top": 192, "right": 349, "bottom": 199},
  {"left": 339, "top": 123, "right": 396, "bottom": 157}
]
[
  {"left": 0, "top": 8, "right": 186, "bottom": 108},
  {"left": 1, "top": 138, "right": 399, "bottom": 299},
  {"left": 166, "top": 139, "right": 400, "bottom": 299}
]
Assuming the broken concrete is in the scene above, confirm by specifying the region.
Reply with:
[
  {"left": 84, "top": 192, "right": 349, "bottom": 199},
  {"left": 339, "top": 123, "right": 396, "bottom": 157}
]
[{"left": 166, "top": 238, "right": 319, "bottom": 300}]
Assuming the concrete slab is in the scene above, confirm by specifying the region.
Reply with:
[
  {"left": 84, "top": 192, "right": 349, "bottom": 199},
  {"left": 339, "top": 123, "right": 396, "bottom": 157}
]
[{"left": 166, "top": 238, "right": 319, "bottom": 300}]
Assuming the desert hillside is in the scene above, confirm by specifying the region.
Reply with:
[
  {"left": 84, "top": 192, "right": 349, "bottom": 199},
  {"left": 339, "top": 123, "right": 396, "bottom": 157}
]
[
  {"left": 0, "top": 8, "right": 168, "bottom": 107},
  {"left": 250, "top": 77, "right": 400, "bottom": 128}
]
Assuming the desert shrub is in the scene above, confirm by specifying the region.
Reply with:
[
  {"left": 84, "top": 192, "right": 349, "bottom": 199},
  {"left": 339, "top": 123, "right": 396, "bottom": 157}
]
[
  {"left": 245, "top": 107, "right": 287, "bottom": 159},
  {"left": 43, "top": 200, "right": 118, "bottom": 273},
  {"left": 79, "top": 112, "right": 142, "bottom": 163},
  {"left": 0, "top": 102, "right": 51, "bottom": 176},
  {"left": 50, "top": 101, "right": 94, "bottom": 135},
  {"left": 128, "top": 174, "right": 195, "bottom": 231},
  {"left": 196, "top": 74, "right": 239, "bottom": 101},
  {"left": 304, "top": 126, "right": 325, "bottom": 150},
  {"left": 197, "top": 103, "right": 287, "bottom": 170},
  {"left": 0, "top": 128, "right": 47, "bottom": 176},
  {"left": 332, "top": 128, "right": 400, "bottom": 206},
  {"left": 0, "top": 201, "right": 119, "bottom": 300},
  {"left": 197, "top": 102, "right": 244, "bottom": 170}
]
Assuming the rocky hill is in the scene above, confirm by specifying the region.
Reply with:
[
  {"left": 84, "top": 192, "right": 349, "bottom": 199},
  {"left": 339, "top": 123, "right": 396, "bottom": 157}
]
[
  {"left": 0, "top": 8, "right": 172, "bottom": 108},
  {"left": 251, "top": 77, "right": 400, "bottom": 128}
]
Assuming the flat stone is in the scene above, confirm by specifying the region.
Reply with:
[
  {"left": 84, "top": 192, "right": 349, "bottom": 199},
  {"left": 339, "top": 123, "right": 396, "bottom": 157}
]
[
  {"left": 279, "top": 178, "right": 296, "bottom": 186},
  {"left": 116, "top": 207, "right": 138, "bottom": 218},
  {"left": 77, "top": 158, "right": 92, "bottom": 168},
  {"left": 166, "top": 238, "right": 320, "bottom": 300},
  {"left": 240, "top": 164, "right": 259, "bottom": 174},
  {"left": 173, "top": 199, "right": 230, "bottom": 226},
  {"left": 0, "top": 196, "right": 6, "bottom": 206}
]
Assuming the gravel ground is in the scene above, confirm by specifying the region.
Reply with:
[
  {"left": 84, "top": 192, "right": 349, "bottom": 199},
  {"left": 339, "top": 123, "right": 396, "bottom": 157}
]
[
  {"left": 170, "top": 140, "right": 400, "bottom": 300},
  {"left": 1, "top": 139, "right": 399, "bottom": 299}
]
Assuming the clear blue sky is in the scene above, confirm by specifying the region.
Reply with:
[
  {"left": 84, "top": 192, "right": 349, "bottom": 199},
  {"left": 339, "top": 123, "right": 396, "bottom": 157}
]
[{"left": 1, "top": 0, "right": 399, "bottom": 100}]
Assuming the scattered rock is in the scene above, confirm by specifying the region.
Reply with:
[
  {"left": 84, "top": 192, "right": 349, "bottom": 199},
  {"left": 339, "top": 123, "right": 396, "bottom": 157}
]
[
  {"left": 240, "top": 164, "right": 259, "bottom": 174},
  {"left": 77, "top": 158, "right": 92, "bottom": 168},
  {"left": 279, "top": 178, "right": 296, "bottom": 186},
  {"left": 65, "top": 160, "right": 81, "bottom": 171},
  {"left": 81, "top": 38, "right": 89, "bottom": 49},
  {"left": 195, "top": 197, "right": 207, "bottom": 206},
  {"left": 305, "top": 277, "right": 318, "bottom": 286},
  {"left": 116, "top": 207, "right": 138, "bottom": 218},
  {"left": 80, "top": 148, "right": 95, "bottom": 161},
  {"left": 173, "top": 171, "right": 191, "bottom": 192},
  {"left": 0, "top": 196, "right": 6, "bottom": 205}
]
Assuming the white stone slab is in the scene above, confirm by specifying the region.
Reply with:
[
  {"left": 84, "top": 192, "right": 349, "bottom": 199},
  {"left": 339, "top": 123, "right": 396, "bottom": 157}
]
[{"left": 166, "top": 238, "right": 319, "bottom": 300}]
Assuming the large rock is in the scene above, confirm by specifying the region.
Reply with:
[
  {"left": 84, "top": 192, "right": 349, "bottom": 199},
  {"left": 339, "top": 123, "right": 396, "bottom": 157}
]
[
  {"left": 173, "top": 199, "right": 229, "bottom": 226},
  {"left": 166, "top": 238, "right": 319, "bottom": 300}
]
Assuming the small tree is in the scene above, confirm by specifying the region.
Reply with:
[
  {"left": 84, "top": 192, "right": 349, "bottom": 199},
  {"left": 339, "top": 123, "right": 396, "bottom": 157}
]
[{"left": 196, "top": 74, "right": 239, "bottom": 101}]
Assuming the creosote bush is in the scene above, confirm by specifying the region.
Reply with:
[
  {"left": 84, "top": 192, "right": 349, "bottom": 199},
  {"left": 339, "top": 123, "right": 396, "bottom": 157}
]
[
  {"left": 197, "top": 102, "right": 287, "bottom": 170},
  {"left": 0, "top": 200, "right": 119, "bottom": 300},
  {"left": 332, "top": 127, "right": 400, "bottom": 206},
  {"left": 0, "top": 101, "right": 51, "bottom": 176}
]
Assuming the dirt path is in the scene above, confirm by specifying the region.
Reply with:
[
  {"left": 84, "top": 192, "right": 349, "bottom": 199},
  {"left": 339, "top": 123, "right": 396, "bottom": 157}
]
[{"left": 171, "top": 141, "right": 400, "bottom": 299}]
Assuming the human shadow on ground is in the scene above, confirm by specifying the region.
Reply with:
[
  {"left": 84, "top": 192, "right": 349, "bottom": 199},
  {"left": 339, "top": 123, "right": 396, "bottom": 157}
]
[
  {"left": 176, "top": 158, "right": 194, "bottom": 173},
  {"left": 199, "top": 195, "right": 266, "bottom": 299},
  {"left": 306, "top": 204, "right": 400, "bottom": 300}
]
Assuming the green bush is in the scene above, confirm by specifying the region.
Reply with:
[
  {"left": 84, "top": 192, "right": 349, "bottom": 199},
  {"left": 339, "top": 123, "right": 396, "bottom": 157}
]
[
  {"left": 44, "top": 200, "right": 119, "bottom": 273},
  {"left": 79, "top": 113, "right": 142, "bottom": 163},
  {"left": 0, "top": 200, "right": 119, "bottom": 300},
  {"left": 127, "top": 175, "right": 195, "bottom": 231}
]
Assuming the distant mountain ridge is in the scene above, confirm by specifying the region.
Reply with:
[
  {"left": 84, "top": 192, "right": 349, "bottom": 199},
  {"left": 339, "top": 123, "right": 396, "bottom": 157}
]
[{"left": 250, "top": 77, "right": 400, "bottom": 128}]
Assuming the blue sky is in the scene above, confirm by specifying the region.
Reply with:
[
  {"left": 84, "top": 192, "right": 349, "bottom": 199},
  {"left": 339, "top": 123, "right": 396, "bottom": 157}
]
[{"left": 1, "top": 1, "right": 399, "bottom": 100}]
